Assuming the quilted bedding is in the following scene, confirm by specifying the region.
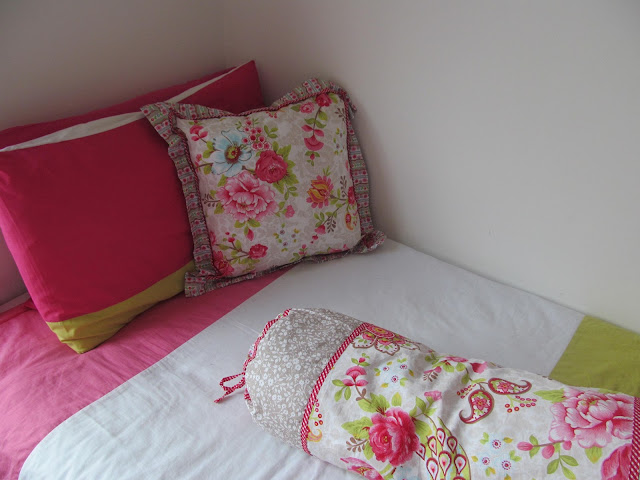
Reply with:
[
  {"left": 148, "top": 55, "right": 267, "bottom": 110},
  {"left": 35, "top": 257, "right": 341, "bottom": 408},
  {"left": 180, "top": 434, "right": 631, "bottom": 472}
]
[{"left": 1, "top": 240, "right": 639, "bottom": 479}]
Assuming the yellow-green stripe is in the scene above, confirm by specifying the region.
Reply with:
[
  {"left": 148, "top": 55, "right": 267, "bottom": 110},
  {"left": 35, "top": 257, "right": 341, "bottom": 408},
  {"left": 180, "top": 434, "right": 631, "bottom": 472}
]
[
  {"left": 47, "top": 261, "right": 194, "bottom": 354},
  {"left": 550, "top": 315, "right": 640, "bottom": 397}
]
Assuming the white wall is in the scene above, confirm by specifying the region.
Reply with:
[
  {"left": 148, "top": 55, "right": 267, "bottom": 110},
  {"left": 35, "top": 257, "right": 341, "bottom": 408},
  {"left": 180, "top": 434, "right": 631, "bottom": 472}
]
[
  {"left": 223, "top": 1, "right": 640, "bottom": 333},
  {"left": 2, "top": 1, "right": 639, "bottom": 334},
  {"left": 0, "top": 0, "right": 226, "bottom": 304}
]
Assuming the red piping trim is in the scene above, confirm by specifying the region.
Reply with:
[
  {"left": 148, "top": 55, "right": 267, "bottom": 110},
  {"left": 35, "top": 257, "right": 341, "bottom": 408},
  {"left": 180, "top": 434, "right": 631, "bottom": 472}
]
[
  {"left": 299, "top": 323, "right": 367, "bottom": 455},
  {"left": 630, "top": 396, "right": 640, "bottom": 480}
]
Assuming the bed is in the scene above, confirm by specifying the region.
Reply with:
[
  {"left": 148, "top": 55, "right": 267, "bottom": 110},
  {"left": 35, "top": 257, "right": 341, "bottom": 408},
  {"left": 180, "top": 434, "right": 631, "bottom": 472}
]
[
  {"left": 1, "top": 62, "right": 638, "bottom": 480},
  {"left": 1, "top": 239, "right": 638, "bottom": 479}
]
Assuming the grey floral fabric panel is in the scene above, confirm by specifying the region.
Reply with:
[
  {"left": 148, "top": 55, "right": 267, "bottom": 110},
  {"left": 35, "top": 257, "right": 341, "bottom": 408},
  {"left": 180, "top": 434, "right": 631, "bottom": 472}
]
[{"left": 244, "top": 308, "right": 361, "bottom": 449}]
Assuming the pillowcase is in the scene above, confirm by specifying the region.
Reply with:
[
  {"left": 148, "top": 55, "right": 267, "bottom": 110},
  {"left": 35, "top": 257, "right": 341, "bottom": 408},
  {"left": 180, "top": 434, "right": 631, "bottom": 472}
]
[
  {"left": 142, "top": 78, "right": 385, "bottom": 296},
  {"left": 216, "top": 308, "right": 639, "bottom": 479},
  {"left": 0, "top": 61, "right": 265, "bottom": 353},
  {"left": 0, "top": 66, "right": 238, "bottom": 149}
]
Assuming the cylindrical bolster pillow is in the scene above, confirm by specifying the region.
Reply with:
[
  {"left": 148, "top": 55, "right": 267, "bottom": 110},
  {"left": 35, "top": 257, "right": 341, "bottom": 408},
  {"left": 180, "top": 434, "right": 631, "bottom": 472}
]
[{"left": 217, "top": 308, "right": 640, "bottom": 480}]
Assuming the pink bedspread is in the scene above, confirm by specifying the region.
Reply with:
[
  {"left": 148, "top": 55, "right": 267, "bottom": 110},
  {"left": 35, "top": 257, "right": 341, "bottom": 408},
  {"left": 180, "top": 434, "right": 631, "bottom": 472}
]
[{"left": 0, "top": 270, "right": 287, "bottom": 480}]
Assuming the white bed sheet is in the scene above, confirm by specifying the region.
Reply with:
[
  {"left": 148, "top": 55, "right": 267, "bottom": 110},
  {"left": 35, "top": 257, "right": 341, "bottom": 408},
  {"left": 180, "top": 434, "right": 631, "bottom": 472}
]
[{"left": 20, "top": 240, "right": 583, "bottom": 479}]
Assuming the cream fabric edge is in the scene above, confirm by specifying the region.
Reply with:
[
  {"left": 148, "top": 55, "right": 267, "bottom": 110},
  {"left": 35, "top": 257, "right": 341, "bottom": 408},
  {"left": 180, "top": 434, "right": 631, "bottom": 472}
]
[{"left": 0, "top": 62, "right": 247, "bottom": 153}]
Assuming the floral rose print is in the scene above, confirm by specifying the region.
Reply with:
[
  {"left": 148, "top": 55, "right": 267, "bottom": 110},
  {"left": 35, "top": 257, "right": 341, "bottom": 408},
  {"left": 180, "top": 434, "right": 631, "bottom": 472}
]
[
  {"left": 210, "top": 130, "right": 252, "bottom": 176},
  {"left": 189, "top": 124, "right": 208, "bottom": 141},
  {"left": 216, "top": 171, "right": 277, "bottom": 222},
  {"left": 254, "top": 150, "right": 288, "bottom": 183},
  {"left": 368, "top": 407, "right": 420, "bottom": 466},
  {"left": 295, "top": 92, "right": 340, "bottom": 165},
  {"left": 423, "top": 390, "right": 442, "bottom": 402},
  {"left": 248, "top": 244, "right": 268, "bottom": 259},
  {"left": 444, "top": 356, "right": 489, "bottom": 375},
  {"left": 315, "top": 93, "right": 332, "bottom": 107},
  {"left": 299, "top": 102, "right": 315, "bottom": 114},
  {"left": 212, "top": 250, "right": 234, "bottom": 276},
  {"left": 152, "top": 82, "right": 371, "bottom": 283},
  {"left": 240, "top": 119, "right": 272, "bottom": 152},
  {"left": 284, "top": 205, "right": 295, "bottom": 218},
  {"left": 304, "top": 135, "right": 324, "bottom": 152},
  {"left": 340, "top": 457, "right": 384, "bottom": 480},
  {"left": 601, "top": 443, "right": 631, "bottom": 480},
  {"left": 303, "top": 314, "right": 636, "bottom": 480},
  {"left": 307, "top": 176, "right": 334, "bottom": 208},
  {"left": 348, "top": 186, "right": 356, "bottom": 205},
  {"left": 548, "top": 388, "right": 633, "bottom": 449},
  {"left": 343, "top": 366, "right": 368, "bottom": 387}
]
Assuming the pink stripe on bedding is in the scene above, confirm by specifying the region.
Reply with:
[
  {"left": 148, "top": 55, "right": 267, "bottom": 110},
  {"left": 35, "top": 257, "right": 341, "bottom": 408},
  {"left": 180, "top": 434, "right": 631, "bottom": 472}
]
[{"left": 0, "top": 269, "right": 287, "bottom": 480}]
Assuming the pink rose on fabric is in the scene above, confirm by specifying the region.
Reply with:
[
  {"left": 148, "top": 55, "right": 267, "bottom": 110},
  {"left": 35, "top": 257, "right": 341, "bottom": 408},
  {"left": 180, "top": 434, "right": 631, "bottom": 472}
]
[
  {"left": 304, "top": 136, "right": 324, "bottom": 151},
  {"left": 471, "top": 362, "right": 488, "bottom": 373},
  {"left": 285, "top": 205, "right": 295, "bottom": 218},
  {"left": 248, "top": 244, "right": 268, "bottom": 259},
  {"left": 340, "top": 458, "right": 384, "bottom": 480},
  {"left": 549, "top": 388, "right": 634, "bottom": 449},
  {"left": 369, "top": 408, "right": 420, "bottom": 466},
  {"left": 300, "top": 102, "right": 315, "bottom": 114},
  {"left": 343, "top": 366, "right": 368, "bottom": 387},
  {"left": 601, "top": 443, "right": 631, "bottom": 480},
  {"left": 217, "top": 171, "right": 277, "bottom": 222},
  {"left": 307, "top": 176, "right": 334, "bottom": 208},
  {"left": 348, "top": 186, "right": 356, "bottom": 205},
  {"left": 254, "top": 150, "right": 287, "bottom": 184},
  {"left": 315, "top": 93, "right": 332, "bottom": 107},
  {"left": 542, "top": 445, "right": 555, "bottom": 459},
  {"left": 445, "top": 355, "right": 468, "bottom": 363},
  {"left": 213, "top": 250, "right": 234, "bottom": 277},
  {"left": 315, "top": 225, "right": 326, "bottom": 235},
  {"left": 423, "top": 391, "right": 442, "bottom": 401}
]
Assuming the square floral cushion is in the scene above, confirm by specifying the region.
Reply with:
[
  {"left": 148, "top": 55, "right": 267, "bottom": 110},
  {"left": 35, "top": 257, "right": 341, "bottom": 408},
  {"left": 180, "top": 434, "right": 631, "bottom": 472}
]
[{"left": 143, "top": 79, "right": 385, "bottom": 296}]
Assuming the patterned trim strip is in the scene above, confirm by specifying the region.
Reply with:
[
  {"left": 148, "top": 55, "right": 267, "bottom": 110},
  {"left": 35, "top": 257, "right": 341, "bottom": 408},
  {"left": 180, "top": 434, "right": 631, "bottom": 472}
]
[
  {"left": 213, "top": 309, "right": 291, "bottom": 403},
  {"left": 141, "top": 78, "right": 385, "bottom": 297},
  {"left": 631, "top": 397, "right": 640, "bottom": 480},
  {"left": 299, "top": 323, "right": 368, "bottom": 455}
]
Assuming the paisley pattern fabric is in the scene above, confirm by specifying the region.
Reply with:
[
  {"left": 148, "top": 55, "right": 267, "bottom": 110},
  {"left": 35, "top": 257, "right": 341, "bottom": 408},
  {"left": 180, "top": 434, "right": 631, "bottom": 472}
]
[{"left": 227, "top": 309, "right": 640, "bottom": 480}]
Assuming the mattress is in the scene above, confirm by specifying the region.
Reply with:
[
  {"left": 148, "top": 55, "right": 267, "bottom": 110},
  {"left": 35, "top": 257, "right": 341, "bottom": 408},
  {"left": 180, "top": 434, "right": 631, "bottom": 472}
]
[{"left": 1, "top": 240, "right": 638, "bottom": 479}]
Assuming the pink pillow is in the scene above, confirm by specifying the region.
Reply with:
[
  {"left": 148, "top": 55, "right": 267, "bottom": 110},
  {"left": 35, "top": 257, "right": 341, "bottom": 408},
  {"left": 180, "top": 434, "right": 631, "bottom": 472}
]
[{"left": 0, "top": 61, "right": 264, "bottom": 353}]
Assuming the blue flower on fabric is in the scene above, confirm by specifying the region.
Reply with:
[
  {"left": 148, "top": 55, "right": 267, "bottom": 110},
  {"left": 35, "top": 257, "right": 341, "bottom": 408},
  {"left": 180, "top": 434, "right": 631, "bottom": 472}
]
[{"left": 211, "top": 130, "right": 252, "bottom": 177}]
